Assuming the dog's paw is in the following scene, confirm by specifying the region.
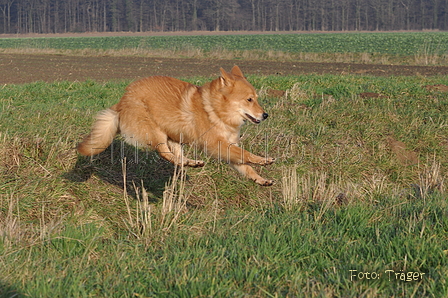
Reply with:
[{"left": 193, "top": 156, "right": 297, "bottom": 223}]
[
  {"left": 255, "top": 178, "right": 274, "bottom": 186},
  {"left": 259, "top": 157, "right": 275, "bottom": 166},
  {"left": 177, "top": 159, "right": 205, "bottom": 168},
  {"left": 193, "top": 160, "right": 205, "bottom": 168},
  {"left": 188, "top": 160, "right": 205, "bottom": 168}
]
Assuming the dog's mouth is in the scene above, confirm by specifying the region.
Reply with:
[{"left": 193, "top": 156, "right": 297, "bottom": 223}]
[{"left": 245, "top": 113, "right": 261, "bottom": 124}]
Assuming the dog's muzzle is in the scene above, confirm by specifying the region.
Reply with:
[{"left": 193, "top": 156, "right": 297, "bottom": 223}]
[{"left": 245, "top": 112, "right": 269, "bottom": 124}]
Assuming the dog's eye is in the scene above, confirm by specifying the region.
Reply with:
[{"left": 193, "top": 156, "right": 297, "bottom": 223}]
[{"left": 247, "top": 98, "right": 253, "bottom": 102}]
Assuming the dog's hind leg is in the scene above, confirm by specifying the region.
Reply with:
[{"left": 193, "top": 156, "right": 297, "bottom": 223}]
[
  {"left": 230, "top": 164, "right": 274, "bottom": 186},
  {"left": 153, "top": 137, "right": 204, "bottom": 167},
  {"left": 209, "top": 140, "right": 275, "bottom": 166},
  {"left": 166, "top": 140, "right": 205, "bottom": 168}
]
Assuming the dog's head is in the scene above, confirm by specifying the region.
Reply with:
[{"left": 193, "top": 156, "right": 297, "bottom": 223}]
[{"left": 218, "top": 66, "right": 268, "bottom": 126}]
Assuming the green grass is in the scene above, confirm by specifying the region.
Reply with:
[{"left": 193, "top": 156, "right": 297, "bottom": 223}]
[
  {"left": 1, "top": 74, "right": 448, "bottom": 297},
  {"left": 2, "top": 201, "right": 448, "bottom": 297},
  {"left": 1, "top": 32, "right": 448, "bottom": 65},
  {"left": 1, "top": 32, "right": 448, "bottom": 55}
]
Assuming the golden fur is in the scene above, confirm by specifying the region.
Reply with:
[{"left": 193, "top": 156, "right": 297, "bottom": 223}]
[{"left": 77, "top": 66, "right": 275, "bottom": 186}]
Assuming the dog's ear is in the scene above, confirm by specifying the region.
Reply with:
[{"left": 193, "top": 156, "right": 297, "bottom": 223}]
[
  {"left": 230, "top": 65, "right": 244, "bottom": 78},
  {"left": 220, "top": 67, "right": 234, "bottom": 86}
]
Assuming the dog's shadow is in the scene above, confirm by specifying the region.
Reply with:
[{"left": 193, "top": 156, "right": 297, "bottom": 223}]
[{"left": 65, "top": 140, "right": 175, "bottom": 201}]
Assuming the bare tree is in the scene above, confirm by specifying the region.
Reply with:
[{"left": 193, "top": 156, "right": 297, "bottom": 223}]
[{"left": 0, "top": 0, "right": 447, "bottom": 34}]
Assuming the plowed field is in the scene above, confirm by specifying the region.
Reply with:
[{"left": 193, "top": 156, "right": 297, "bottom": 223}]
[{"left": 1, "top": 53, "right": 447, "bottom": 84}]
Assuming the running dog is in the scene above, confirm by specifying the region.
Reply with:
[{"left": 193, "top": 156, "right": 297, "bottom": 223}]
[{"left": 77, "top": 66, "right": 275, "bottom": 185}]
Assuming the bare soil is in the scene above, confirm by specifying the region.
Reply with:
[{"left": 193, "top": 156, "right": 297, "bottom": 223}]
[{"left": 1, "top": 53, "right": 447, "bottom": 84}]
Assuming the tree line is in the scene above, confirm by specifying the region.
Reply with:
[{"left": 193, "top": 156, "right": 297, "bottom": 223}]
[{"left": 0, "top": 0, "right": 447, "bottom": 34}]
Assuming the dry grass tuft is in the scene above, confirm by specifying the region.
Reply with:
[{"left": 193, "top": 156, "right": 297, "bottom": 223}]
[
  {"left": 415, "top": 158, "right": 445, "bottom": 200},
  {"left": 281, "top": 168, "right": 356, "bottom": 211},
  {"left": 0, "top": 193, "right": 22, "bottom": 250},
  {"left": 122, "top": 157, "right": 191, "bottom": 243}
]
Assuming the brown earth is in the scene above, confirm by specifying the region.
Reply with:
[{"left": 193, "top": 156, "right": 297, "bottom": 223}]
[{"left": 1, "top": 53, "right": 447, "bottom": 84}]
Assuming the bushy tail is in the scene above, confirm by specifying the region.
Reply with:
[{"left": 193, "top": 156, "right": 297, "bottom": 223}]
[{"left": 77, "top": 109, "right": 119, "bottom": 156}]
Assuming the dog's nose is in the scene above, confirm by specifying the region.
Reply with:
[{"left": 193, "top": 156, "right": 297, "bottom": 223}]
[{"left": 262, "top": 113, "right": 269, "bottom": 120}]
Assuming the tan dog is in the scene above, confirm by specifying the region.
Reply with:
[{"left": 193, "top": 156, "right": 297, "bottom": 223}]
[{"left": 77, "top": 66, "right": 275, "bottom": 185}]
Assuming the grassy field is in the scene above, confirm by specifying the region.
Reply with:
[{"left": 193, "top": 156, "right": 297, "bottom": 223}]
[
  {"left": 1, "top": 71, "right": 448, "bottom": 297},
  {"left": 1, "top": 32, "right": 448, "bottom": 65}
]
